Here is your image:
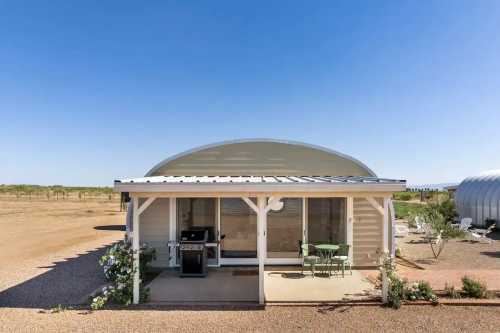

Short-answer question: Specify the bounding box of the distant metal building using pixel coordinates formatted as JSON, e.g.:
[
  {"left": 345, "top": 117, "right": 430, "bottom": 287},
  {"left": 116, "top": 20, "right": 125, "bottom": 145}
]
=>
[{"left": 455, "top": 170, "right": 500, "bottom": 227}]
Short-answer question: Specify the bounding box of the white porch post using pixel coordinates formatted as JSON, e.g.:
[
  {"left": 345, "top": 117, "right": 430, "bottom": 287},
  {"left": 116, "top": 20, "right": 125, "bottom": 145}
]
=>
[
  {"left": 383, "top": 198, "right": 390, "bottom": 254},
  {"left": 389, "top": 199, "right": 396, "bottom": 258},
  {"left": 381, "top": 197, "right": 390, "bottom": 303},
  {"left": 168, "top": 197, "right": 177, "bottom": 267},
  {"left": 132, "top": 197, "right": 140, "bottom": 304},
  {"left": 241, "top": 196, "right": 267, "bottom": 305},
  {"left": 346, "top": 196, "right": 354, "bottom": 263},
  {"left": 132, "top": 196, "right": 156, "bottom": 305},
  {"left": 257, "top": 196, "right": 266, "bottom": 305}
]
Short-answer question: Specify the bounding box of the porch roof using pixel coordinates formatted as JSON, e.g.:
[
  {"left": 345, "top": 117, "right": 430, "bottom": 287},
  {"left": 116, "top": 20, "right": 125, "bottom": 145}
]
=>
[{"left": 114, "top": 175, "right": 406, "bottom": 193}]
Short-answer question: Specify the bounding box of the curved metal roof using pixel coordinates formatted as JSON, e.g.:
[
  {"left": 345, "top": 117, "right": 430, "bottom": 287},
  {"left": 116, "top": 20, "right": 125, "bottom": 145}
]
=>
[
  {"left": 145, "top": 139, "right": 377, "bottom": 177},
  {"left": 455, "top": 170, "right": 500, "bottom": 226}
]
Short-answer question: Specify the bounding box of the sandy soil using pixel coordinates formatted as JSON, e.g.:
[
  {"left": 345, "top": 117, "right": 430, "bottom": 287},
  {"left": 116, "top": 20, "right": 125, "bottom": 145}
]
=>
[
  {"left": 0, "top": 198, "right": 125, "bottom": 307},
  {"left": 395, "top": 225, "right": 500, "bottom": 289}
]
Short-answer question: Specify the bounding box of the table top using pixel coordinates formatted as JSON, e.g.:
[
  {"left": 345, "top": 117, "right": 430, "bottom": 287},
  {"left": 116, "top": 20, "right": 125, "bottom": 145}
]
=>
[{"left": 315, "top": 244, "right": 339, "bottom": 251}]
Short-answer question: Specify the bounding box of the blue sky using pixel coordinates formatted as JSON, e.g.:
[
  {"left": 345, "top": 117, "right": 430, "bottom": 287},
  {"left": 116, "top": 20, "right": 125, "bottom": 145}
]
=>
[{"left": 1, "top": 1, "right": 500, "bottom": 186}]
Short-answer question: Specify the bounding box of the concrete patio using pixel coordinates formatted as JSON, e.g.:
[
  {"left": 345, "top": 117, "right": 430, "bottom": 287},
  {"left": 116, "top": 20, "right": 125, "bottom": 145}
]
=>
[
  {"left": 264, "top": 269, "right": 378, "bottom": 302},
  {"left": 147, "top": 267, "right": 378, "bottom": 303}
]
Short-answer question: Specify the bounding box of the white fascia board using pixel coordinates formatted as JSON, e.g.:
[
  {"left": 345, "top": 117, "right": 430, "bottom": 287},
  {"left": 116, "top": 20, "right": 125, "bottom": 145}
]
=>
[{"left": 114, "top": 182, "right": 406, "bottom": 193}]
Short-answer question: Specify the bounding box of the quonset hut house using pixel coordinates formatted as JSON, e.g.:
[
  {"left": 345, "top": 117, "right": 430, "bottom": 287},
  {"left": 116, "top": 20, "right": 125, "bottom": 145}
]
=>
[
  {"left": 455, "top": 170, "right": 500, "bottom": 227},
  {"left": 114, "top": 139, "right": 406, "bottom": 304}
]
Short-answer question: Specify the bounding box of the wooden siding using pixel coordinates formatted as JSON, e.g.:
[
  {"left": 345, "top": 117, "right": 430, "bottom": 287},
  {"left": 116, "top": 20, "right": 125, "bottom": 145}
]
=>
[
  {"left": 353, "top": 197, "right": 383, "bottom": 266},
  {"left": 139, "top": 198, "right": 170, "bottom": 267}
]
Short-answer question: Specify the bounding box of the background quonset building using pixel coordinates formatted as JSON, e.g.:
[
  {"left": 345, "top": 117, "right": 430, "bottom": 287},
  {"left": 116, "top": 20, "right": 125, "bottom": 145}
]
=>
[{"left": 455, "top": 170, "right": 500, "bottom": 227}]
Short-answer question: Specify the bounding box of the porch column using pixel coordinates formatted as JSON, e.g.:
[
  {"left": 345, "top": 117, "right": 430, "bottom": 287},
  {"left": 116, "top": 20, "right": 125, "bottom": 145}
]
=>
[
  {"left": 132, "top": 196, "right": 156, "bottom": 304},
  {"left": 389, "top": 199, "right": 396, "bottom": 257},
  {"left": 383, "top": 198, "right": 390, "bottom": 254},
  {"left": 242, "top": 196, "right": 267, "bottom": 305},
  {"left": 132, "top": 197, "right": 140, "bottom": 304},
  {"left": 346, "top": 196, "right": 354, "bottom": 263},
  {"left": 381, "top": 197, "right": 390, "bottom": 303},
  {"left": 168, "top": 197, "right": 177, "bottom": 267},
  {"left": 257, "top": 196, "right": 267, "bottom": 305}
]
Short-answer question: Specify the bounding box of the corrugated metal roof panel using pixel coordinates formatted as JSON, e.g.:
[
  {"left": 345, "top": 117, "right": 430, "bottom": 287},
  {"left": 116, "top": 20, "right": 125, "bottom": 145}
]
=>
[{"left": 116, "top": 175, "right": 405, "bottom": 185}]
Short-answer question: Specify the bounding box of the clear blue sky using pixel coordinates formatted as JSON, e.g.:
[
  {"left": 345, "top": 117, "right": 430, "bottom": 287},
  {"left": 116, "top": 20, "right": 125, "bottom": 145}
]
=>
[{"left": 1, "top": 1, "right": 500, "bottom": 186}]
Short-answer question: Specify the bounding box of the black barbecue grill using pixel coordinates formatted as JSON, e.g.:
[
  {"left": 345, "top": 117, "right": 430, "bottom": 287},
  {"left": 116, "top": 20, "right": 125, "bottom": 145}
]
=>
[{"left": 179, "top": 229, "right": 208, "bottom": 277}]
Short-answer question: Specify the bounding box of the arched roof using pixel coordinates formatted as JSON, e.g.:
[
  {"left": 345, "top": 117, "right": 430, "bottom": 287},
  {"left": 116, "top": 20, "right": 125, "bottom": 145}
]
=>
[
  {"left": 455, "top": 169, "right": 500, "bottom": 226},
  {"left": 145, "top": 139, "right": 376, "bottom": 177}
]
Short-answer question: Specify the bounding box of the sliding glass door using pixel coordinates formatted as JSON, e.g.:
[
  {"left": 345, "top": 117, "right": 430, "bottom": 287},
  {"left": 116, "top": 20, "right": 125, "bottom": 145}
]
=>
[
  {"left": 174, "top": 197, "right": 347, "bottom": 266},
  {"left": 220, "top": 198, "right": 257, "bottom": 259},
  {"left": 267, "top": 198, "right": 303, "bottom": 259},
  {"left": 307, "top": 198, "right": 346, "bottom": 245}
]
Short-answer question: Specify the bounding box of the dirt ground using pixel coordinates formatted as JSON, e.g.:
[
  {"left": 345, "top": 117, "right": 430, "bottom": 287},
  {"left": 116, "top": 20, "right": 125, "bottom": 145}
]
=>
[
  {"left": 1, "top": 305, "right": 500, "bottom": 332},
  {"left": 395, "top": 224, "right": 500, "bottom": 290},
  {"left": 1, "top": 198, "right": 499, "bottom": 332},
  {"left": 0, "top": 198, "right": 125, "bottom": 307}
]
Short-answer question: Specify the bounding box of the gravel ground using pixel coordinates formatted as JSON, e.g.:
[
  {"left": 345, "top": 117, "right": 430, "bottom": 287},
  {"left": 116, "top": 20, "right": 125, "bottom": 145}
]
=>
[
  {"left": 1, "top": 305, "right": 499, "bottom": 332},
  {"left": 1, "top": 199, "right": 499, "bottom": 332},
  {"left": 393, "top": 224, "right": 500, "bottom": 290},
  {"left": 0, "top": 198, "right": 125, "bottom": 308},
  {"left": 397, "top": 229, "right": 500, "bottom": 270}
]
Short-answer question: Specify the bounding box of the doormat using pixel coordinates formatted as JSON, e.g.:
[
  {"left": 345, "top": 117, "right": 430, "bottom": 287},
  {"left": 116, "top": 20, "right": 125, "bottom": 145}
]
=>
[{"left": 232, "top": 269, "right": 259, "bottom": 276}]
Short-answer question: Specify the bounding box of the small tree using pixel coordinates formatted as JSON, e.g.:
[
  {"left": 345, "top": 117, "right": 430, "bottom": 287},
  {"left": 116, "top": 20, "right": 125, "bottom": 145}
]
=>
[{"left": 420, "top": 202, "right": 464, "bottom": 259}]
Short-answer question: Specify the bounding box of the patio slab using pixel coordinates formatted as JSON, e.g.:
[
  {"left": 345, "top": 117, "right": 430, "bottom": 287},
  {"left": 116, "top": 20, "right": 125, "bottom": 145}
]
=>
[
  {"left": 264, "top": 269, "right": 378, "bottom": 302},
  {"left": 147, "top": 268, "right": 259, "bottom": 303},
  {"left": 148, "top": 267, "right": 379, "bottom": 303}
]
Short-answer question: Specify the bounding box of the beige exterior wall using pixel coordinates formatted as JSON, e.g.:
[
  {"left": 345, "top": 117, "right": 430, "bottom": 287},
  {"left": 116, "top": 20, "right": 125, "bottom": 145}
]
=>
[
  {"left": 353, "top": 197, "right": 383, "bottom": 267},
  {"left": 135, "top": 194, "right": 392, "bottom": 268},
  {"left": 139, "top": 198, "right": 170, "bottom": 267}
]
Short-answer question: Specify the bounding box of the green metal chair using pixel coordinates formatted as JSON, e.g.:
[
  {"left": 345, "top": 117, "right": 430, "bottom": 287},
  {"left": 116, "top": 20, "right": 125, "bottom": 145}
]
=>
[
  {"left": 332, "top": 244, "right": 352, "bottom": 277},
  {"left": 300, "top": 243, "right": 320, "bottom": 277}
]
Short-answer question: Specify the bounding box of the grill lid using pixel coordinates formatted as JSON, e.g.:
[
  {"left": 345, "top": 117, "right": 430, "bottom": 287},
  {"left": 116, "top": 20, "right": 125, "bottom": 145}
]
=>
[{"left": 180, "top": 229, "right": 208, "bottom": 242}]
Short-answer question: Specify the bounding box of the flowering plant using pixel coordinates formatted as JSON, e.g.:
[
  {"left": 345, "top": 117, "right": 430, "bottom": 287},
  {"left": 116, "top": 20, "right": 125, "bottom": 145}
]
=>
[{"left": 91, "top": 238, "right": 155, "bottom": 309}]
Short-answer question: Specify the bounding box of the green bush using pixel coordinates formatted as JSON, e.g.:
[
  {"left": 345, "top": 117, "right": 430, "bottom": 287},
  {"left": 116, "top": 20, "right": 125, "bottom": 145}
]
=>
[
  {"left": 461, "top": 276, "right": 487, "bottom": 298},
  {"left": 380, "top": 254, "right": 437, "bottom": 308},
  {"left": 394, "top": 192, "right": 413, "bottom": 201},
  {"left": 388, "top": 276, "right": 406, "bottom": 309},
  {"left": 91, "top": 238, "right": 156, "bottom": 309},
  {"left": 420, "top": 204, "right": 464, "bottom": 239},
  {"left": 407, "top": 281, "right": 438, "bottom": 303}
]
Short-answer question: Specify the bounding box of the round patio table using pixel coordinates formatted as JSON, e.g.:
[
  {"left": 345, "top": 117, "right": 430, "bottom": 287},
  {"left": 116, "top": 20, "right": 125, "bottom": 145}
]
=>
[{"left": 314, "top": 244, "right": 339, "bottom": 276}]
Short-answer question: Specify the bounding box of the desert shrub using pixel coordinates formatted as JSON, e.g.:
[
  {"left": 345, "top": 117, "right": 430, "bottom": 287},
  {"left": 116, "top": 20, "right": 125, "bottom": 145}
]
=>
[
  {"left": 407, "top": 281, "right": 438, "bottom": 303},
  {"left": 444, "top": 283, "right": 461, "bottom": 299},
  {"left": 379, "top": 253, "right": 438, "bottom": 308},
  {"left": 461, "top": 276, "right": 487, "bottom": 298},
  {"left": 394, "top": 192, "right": 412, "bottom": 201},
  {"left": 380, "top": 253, "right": 438, "bottom": 308},
  {"left": 421, "top": 205, "right": 464, "bottom": 239},
  {"left": 90, "top": 296, "right": 107, "bottom": 310},
  {"left": 91, "top": 238, "right": 156, "bottom": 309},
  {"left": 388, "top": 276, "right": 407, "bottom": 309},
  {"left": 423, "top": 199, "right": 457, "bottom": 223}
]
